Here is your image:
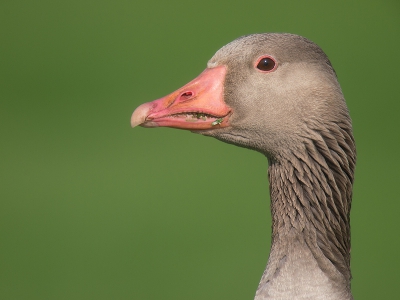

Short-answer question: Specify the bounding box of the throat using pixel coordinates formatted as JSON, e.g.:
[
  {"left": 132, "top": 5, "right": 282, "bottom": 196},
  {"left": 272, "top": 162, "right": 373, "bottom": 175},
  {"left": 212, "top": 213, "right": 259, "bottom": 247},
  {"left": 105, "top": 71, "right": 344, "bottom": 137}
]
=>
[{"left": 255, "top": 148, "right": 354, "bottom": 299}]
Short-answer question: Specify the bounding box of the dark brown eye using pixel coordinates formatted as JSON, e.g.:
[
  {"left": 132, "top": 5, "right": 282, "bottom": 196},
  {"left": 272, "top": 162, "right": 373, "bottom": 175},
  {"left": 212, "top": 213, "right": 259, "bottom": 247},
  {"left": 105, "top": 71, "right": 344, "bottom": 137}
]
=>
[{"left": 256, "top": 56, "right": 276, "bottom": 72}]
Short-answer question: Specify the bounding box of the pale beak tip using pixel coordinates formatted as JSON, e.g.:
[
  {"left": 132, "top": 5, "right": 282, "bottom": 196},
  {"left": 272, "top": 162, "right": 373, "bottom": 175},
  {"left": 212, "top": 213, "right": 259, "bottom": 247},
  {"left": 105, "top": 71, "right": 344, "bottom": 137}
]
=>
[
  {"left": 130, "top": 115, "right": 143, "bottom": 128},
  {"left": 130, "top": 102, "right": 153, "bottom": 128}
]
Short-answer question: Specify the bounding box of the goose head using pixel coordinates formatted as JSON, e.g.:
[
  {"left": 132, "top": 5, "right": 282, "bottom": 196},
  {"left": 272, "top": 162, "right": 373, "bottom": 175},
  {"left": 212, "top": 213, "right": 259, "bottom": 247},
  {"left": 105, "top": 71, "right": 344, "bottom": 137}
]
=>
[{"left": 131, "top": 33, "right": 350, "bottom": 161}]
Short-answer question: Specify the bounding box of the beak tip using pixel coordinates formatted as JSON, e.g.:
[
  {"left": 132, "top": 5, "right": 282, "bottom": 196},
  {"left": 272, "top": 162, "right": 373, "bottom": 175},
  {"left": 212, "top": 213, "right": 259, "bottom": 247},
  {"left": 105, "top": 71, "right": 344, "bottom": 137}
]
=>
[
  {"left": 131, "top": 102, "right": 153, "bottom": 128},
  {"left": 130, "top": 115, "right": 144, "bottom": 128},
  {"left": 130, "top": 118, "right": 142, "bottom": 128}
]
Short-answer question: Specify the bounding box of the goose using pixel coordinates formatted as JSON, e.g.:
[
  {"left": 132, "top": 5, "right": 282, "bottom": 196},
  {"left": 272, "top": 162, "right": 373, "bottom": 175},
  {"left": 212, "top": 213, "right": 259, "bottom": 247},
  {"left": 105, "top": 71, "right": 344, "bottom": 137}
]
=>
[{"left": 131, "top": 33, "right": 356, "bottom": 300}]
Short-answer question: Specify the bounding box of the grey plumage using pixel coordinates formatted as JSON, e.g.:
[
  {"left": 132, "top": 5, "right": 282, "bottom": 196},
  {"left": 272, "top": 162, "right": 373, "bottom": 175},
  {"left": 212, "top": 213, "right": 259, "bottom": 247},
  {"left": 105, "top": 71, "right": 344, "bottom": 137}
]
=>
[
  {"left": 133, "top": 33, "right": 356, "bottom": 299},
  {"left": 202, "top": 33, "right": 355, "bottom": 299}
]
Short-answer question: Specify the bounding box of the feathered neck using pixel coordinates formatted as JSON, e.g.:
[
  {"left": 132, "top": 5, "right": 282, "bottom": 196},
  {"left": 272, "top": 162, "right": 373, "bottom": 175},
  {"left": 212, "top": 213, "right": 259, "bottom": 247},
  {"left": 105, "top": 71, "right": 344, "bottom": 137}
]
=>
[{"left": 255, "top": 120, "right": 356, "bottom": 300}]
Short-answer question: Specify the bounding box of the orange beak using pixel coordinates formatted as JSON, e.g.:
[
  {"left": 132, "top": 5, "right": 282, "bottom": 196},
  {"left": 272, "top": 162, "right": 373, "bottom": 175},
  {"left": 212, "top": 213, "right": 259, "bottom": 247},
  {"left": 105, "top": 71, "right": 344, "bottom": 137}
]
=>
[{"left": 131, "top": 65, "right": 231, "bottom": 130}]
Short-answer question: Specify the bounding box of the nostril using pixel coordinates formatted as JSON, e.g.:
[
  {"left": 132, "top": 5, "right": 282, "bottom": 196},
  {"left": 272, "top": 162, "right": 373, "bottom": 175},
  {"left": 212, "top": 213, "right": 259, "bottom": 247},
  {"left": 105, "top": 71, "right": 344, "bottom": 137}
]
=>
[{"left": 179, "top": 91, "right": 194, "bottom": 101}]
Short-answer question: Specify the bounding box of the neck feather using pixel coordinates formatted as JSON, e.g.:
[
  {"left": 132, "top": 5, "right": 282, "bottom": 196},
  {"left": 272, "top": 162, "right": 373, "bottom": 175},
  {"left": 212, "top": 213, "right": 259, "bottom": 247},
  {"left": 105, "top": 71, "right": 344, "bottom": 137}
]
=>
[{"left": 255, "top": 120, "right": 356, "bottom": 300}]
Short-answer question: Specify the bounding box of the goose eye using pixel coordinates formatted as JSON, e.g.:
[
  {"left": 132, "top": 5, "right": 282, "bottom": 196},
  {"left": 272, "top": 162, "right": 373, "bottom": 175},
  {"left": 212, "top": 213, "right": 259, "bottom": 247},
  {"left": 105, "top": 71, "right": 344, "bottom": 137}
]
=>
[{"left": 256, "top": 56, "right": 276, "bottom": 72}]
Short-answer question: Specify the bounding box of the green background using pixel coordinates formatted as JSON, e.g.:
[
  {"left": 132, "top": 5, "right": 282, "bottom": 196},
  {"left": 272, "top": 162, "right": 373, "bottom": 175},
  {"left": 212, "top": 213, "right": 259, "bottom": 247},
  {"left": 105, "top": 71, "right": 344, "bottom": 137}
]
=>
[{"left": 1, "top": 1, "right": 399, "bottom": 299}]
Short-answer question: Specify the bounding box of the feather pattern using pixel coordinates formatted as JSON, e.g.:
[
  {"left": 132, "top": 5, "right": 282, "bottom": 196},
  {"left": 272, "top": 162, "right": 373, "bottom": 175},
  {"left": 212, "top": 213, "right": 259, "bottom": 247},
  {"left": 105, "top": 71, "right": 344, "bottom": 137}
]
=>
[{"left": 132, "top": 33, "right": 357, "bottom": 300}]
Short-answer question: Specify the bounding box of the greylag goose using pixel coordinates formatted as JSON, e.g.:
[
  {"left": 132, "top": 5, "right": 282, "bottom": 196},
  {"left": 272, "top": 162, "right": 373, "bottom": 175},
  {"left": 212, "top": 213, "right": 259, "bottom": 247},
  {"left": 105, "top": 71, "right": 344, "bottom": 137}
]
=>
[{"left": 131, "top": 33, "right": 356, "bottom": 300}]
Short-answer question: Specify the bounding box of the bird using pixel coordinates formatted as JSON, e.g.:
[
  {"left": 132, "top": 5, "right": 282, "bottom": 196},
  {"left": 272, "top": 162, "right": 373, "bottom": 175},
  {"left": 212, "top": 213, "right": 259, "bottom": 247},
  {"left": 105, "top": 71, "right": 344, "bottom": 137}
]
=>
[{"left": 131, "top": 33, "right": 356, "bottom": 300}]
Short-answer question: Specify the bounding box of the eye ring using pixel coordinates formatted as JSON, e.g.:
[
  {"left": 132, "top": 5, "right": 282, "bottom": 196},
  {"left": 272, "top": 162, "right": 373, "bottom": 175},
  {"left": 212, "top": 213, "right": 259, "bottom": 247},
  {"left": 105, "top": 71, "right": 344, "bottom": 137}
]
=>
[{"left": 255, "top": 55, "right": 277, "bottom": 72}]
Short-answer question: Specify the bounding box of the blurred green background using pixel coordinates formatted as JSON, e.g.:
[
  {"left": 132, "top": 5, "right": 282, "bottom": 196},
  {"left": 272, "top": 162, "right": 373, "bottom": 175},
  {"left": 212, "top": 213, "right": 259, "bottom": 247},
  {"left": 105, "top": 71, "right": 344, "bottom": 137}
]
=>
[{"left": 1, "top": 1, "right": 399, "bottom": 299}]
